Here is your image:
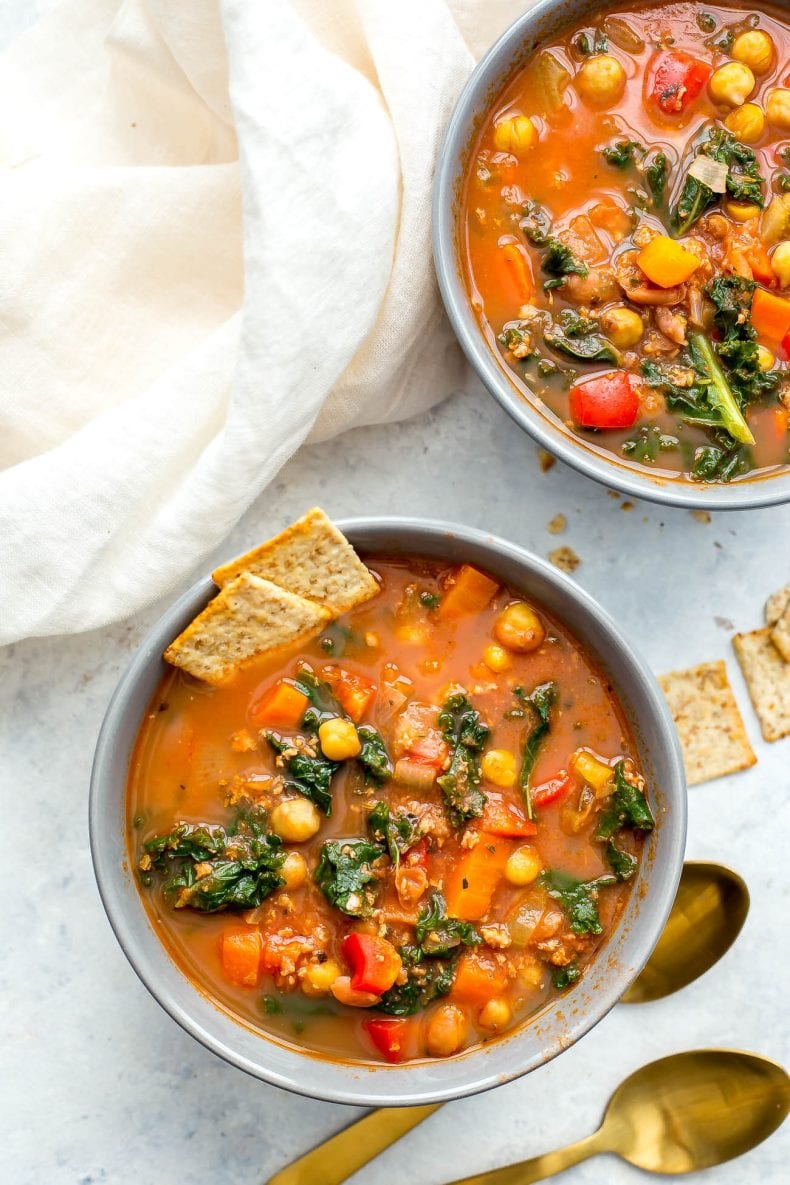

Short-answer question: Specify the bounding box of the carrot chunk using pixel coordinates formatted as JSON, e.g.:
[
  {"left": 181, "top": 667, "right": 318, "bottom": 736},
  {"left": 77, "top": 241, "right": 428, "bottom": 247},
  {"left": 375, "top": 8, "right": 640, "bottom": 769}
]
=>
[
  {"left": 251, "top": 680, "right": 309, "bottom": 728},
  {"left": 451, "top": 950, "right": 509, "bottom": 1005},
  {"left": 444, "top": 833, "right": 512, "bottom": 921},
  {"left": 439, "top": 565, "right": 499, "bottom": 619},
  {"left": 752, "top": 288, "right": 790, "bottom": 344},
  {"left": 220, "top": 928, "right": 262, "bottom": 987},
  {"left": 500, "top": 242, "right": 533, "bottom": 304},
  {"left": 322, "top": 666, "right": 377, "bottom": 722}
]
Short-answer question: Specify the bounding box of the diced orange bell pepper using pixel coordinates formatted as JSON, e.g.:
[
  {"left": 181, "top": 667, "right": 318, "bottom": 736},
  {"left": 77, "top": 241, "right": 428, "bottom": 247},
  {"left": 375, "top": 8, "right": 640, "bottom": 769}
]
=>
[
  {"left": 220, "top": 928, "right": 262, "bottom": 987},
  {"left": 439, "top": 565, "right": 499, "bottom": 619},
  {"left": 637, "top": 235, "right": 700, "bottom": 288},
  {"left": 481, "top": 793, "right": 537, "bottom": 838},
  {"left": 444, "top": 833, "right": 512, "bottom": 921},
  {"left": 250, "top": 680, "right": 309, "bottom": 728},
  {"left": 451, "top": 951, "right": 510, "bottom": 1005},
  {"left": 752, "top": 287, "right": 790, "bottom": 344}
]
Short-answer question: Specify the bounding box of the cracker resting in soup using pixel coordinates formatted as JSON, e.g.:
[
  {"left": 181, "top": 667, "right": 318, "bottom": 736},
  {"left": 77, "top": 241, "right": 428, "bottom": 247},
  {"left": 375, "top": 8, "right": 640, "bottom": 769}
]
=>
[
  {"left": 462, "top": 1, "right": 790, "bottom": 483},
  {"left": 130, "top": 556, "right": 653, "bottom": 1064}
]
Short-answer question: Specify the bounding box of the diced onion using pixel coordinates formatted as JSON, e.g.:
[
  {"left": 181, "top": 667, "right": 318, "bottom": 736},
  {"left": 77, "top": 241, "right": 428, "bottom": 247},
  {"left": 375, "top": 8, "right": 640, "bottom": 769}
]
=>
[
  {"left": 688, "top": 156, "right": 729, "bottom": 193},
  {"left": 602, "top": 16, "right": 645, "bottom": 54},
  {"left": 393, "top": 757, "right": 436, "bottom": 792}
]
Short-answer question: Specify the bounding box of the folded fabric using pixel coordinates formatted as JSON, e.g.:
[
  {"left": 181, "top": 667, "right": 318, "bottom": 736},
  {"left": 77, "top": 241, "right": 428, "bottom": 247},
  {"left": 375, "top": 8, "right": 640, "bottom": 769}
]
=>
[{"left": 0, "top": 0, "right": 530, "bottom": 645}]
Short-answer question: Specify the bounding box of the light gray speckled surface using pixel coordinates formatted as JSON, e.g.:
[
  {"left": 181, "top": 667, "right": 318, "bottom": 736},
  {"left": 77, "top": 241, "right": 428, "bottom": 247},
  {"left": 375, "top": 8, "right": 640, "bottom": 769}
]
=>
[{"left": 2, "top": 4, "right": 790, "bottom": 1183}]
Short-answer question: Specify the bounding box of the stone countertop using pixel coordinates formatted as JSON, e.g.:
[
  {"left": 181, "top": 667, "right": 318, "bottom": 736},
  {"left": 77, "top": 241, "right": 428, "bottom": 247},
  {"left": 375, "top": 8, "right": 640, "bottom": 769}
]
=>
[{"left": 3, "top": 374, "right": 790, "bottom": 1185}]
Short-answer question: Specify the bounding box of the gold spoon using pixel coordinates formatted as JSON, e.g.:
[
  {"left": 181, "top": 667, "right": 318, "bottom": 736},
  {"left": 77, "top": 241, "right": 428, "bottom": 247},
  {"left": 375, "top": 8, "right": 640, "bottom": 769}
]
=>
[
  {"left": 446, "top": 1049, "right": 789, "bottom": 1184},
  {"left": 266, "top": 860, "right": 750, "bottom": 1185}
]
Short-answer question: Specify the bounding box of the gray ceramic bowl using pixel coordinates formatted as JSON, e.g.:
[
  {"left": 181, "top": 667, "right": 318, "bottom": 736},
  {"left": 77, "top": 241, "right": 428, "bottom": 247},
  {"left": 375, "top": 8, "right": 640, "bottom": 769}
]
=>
[
  {"left": 433, "top": 0, "right": 790, "bottom": 510},
  {"left": 90, "top": 517, "right": 686, "bottom": 1106}
]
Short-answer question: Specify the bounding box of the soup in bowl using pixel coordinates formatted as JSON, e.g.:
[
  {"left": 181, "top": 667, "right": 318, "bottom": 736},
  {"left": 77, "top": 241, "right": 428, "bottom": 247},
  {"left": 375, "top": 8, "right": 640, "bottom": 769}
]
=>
[
  {"left": 435, "top": 0, "right": 790, "bottom": 507},
  {"left": 90, "top": 518, "right": 685, "bottom": 1104}
]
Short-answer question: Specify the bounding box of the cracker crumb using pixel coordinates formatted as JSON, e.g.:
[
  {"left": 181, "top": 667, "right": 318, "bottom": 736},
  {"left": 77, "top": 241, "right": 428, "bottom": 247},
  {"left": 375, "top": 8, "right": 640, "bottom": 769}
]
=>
[
  {"left": 607, "top": 490, "right": 621, "bottom": 499},
  {"left": 691, "top": 510, "right": 711, "bottom": 524},
  {"left": 549, "top": 546, "right": 581, "bottom": 573},
  {"left": 547, "top": 514, "right": 566, "bottom": 535},
  {"left": 621, "top": 501, "right": 635, "bottom": 512},
  {"left": 538, "top": 449, "right": 556, "bottom": 473}
]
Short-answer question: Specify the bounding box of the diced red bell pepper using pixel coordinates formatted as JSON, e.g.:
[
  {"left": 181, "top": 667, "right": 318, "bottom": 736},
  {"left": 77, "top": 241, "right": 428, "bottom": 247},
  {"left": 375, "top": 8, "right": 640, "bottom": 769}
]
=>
[
  {"left": 531, "top": 772, "right": 574, "bottom": 808},
  {"left": 363, "top": 1017, "right": 410, "bottom": 1064},
  {"left": 781, "top": 328, "right": 790, "bottom": 361},
  {"left": 569, "top": 372, "right": 639, "bottom": 430},
  {"left": 482, "top": 792, "right": 537, "bottom": 838},
  {"left": 322, "top": 667, "right": 377, "bottom": 722},
  {"left": 342, "top": 933, "right": 402, "bottom": 995},
  {"left": 648, "top": 51, "right": 711, "bottom": 115}
]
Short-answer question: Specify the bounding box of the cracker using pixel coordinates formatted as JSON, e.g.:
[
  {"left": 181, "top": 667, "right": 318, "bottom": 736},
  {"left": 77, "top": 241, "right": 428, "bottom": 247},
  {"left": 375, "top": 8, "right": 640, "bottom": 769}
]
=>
[
  {"left": 765, "top": 584, "right": 790, "bottom": 626},
  {"left": 164, "top": 573, "right": 331, "bottom": 684},
  {"left": 733, "top": 628, "right": 790, "bottom": 743},
  {"left": 658, "top": 660, "right": 756, "bottom": 785},
  {"left": 212, "top": 508, "right": 379, "bottom": 617},
  {"left": 770, "top": 602, "right": 790, "bottom": 664}
]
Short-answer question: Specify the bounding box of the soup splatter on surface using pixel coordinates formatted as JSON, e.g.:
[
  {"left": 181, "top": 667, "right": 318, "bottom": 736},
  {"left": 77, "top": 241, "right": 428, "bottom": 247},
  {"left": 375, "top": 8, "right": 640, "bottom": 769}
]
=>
[
  {"left": 129, "top": 556, "right": 653, "bottom": 1064},
  {"left": 462, "top": 2, "right": 790, "bottom": 483}
]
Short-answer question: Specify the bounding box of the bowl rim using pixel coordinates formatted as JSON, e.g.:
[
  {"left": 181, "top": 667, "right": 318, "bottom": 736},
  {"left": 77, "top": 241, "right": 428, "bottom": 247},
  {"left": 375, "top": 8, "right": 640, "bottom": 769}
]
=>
[
  {"left": 89, "top": 515, "right": 687, "bottom": 1106},
  {"left": 432, "top": 0, "right": 790, "bottom": 511}
]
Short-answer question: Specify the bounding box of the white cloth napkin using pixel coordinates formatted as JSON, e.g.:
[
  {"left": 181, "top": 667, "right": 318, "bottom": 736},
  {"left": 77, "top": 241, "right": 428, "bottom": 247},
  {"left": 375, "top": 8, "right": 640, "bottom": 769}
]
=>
[{"left": 0, "top": 0, "right": 529, "bottom": 645}]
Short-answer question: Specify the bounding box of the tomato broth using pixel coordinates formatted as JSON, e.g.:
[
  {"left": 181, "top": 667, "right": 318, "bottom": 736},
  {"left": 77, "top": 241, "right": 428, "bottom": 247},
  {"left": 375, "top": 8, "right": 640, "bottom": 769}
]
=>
[{"left": 128, "top": 556, "right": 652, "bottom": 1064}]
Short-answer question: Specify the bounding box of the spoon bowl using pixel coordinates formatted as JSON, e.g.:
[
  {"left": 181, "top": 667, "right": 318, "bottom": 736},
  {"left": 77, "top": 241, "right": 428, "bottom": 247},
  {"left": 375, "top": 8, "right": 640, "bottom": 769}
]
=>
[
  {"left": 602, "top": 1049, "right": 790, "bottom": 1175},
  {"left": 621, "top": 861, "right": 750, "bottom": 1004}
]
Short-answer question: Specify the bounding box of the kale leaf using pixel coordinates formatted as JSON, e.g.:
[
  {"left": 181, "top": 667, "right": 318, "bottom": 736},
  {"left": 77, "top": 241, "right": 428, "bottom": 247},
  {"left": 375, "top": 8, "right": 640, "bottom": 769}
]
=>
[
  {"left": 520, "top": 200, "right": 552, "bottom": 246},
  {"left": 437, "top": 692, "right": 490, "bottom": 826},
  {"left": 707, "top": 276, "right": 779, "bottom": 406},
  {"left": 544, "top": 309, "right": 619, "bottom": 364},
  {"left": 602, "top": 139, "right": 644, "bottom": 169},
  {"left": 542, "top": 239, "right": 589, "bottom": 290},
  {"left": 641, "top": 359, "right": 724, "bottom": 431},
  {"left": 415, "top": 892, "right": 481, "bottom": 957},
  {"left": 552, "top": 963, "right": 582, "bottom": 990},
  {"left": 595, "top": 762, "right": 655, "bottom": 840},
  {"left": 265, "top": 731, "right": 338, "bottom": 814},
  {"left": 314, "top": 838, "right": 382, "bottom": 916},
  {"left": 292, "top": 667, "right": 344, "bottom": 729},
  {"left": 142, "top": 807, "right": 285, "bottom": 912},
  {"left": 376, "top": 946, "right": 455, "bottom": 1016},
  {"left": 367, "top": 801, "right": 421, "bottom": 865},
  {"left": 621, "top": 424, "right": 679, "bottom": 463},
  {"left": 605, "top": 840, "right": 639, "bottom": 882},
  {"left": 692, "top": 440, "right": 752, "bottom": 482},
  {"left": 672, "top": 128, "right": 764, "bottom": 235},
  {"left": 516, "top": 682, "right": 558, "bottom": 818},
  {"left": 687, "top": 331, "right": 755, "bottom": 445},
  {"left": 357, "top": 725, "right": 393, "bottom": 783},
  {"left": 645, "top": 150, "right": 669, "bottom": 205},
  {"left": 540, "top": 869, "right": 616, "bottom": 935}
]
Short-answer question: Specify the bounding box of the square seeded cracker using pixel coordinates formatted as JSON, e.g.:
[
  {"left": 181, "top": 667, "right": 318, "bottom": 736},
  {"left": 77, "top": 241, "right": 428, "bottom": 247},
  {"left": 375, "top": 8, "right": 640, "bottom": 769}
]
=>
[
  {"left": 733, "top": 628, "right": 790, "bottom": 743},
  {"left": 164, "top": 573, "right": 331, "bottom": 685},
  {"left": 212, "top": 507, "right": 379, "bottom": 617},
  {"left": 658, "top": 660, "right": 756, "bottom": 786},
  {"left": 765, "top": 584, "right": 790, "bottom": 626},
  {"left": 769, "top": 603, "right": 790, "bottom": 664}
]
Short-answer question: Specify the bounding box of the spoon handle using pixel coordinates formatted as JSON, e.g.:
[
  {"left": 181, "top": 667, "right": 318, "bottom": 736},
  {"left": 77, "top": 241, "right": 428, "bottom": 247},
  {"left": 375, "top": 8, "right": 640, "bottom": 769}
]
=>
[{"left": 444, "top": 1129, "right": 606, "bottom": 1185}]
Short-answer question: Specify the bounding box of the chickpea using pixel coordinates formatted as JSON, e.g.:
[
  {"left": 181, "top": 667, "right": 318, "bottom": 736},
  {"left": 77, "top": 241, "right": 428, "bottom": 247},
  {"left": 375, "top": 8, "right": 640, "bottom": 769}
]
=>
[
  {"left": 708, "top": 62, "right": 755, "bottom": 107},
  {"left": 723, "top": 102, "right": 765, "bottom": 144},
  {"left": 302, "top": 957, "right": 342, "bottom": 997},
  {"left": 493, "top": 114, "right": 538, "bottom": 155},
  {"left": 494, "top": 602, "right": 545, "bottom": 653},
  {"left": 318, "top": 717, "right": 361, "bottom": 761},
  {"left": 478, "top": 997, "right": 513, "bottom": 1032},
  {"left": 505, "top": 845, "right": 543, "bottom": 886},
  {"left": 724, "top": 199, "right": 761, "bottom": 222},
  {"left": 280, "top": 850, "right": 308, "bottom": 890},
  {"left": 481, "top": 748, "right": 518, "bottom": 788},
  {"left": 766, "top": 89, "right": 790, "bottom": 132},
  {"left": 482, "top": 643, "right": 512, "bottom": 673},
  {"left": 600, "top": 305, "right": 643, "bottom": 348},
  {"left": 270, "top": 797, "right": 321, "bottom": 843},
  {"left": 425, "top": 1003, "right": 468, "bottom": 1057},
  {"left": 576, "top": 55, "right": 627, "bottom": 108},
  {"left": 757, "top": 345, "right": 775, "bottom": 371},
  {"left": 731, "top": 29, "right": 774, "bottom": 75},
  {"left": 329, "top": 975, "right": 380, "bottom": 1008},
  {"left": 771, "top": 242, "right": 790, "bottom": 289}
]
